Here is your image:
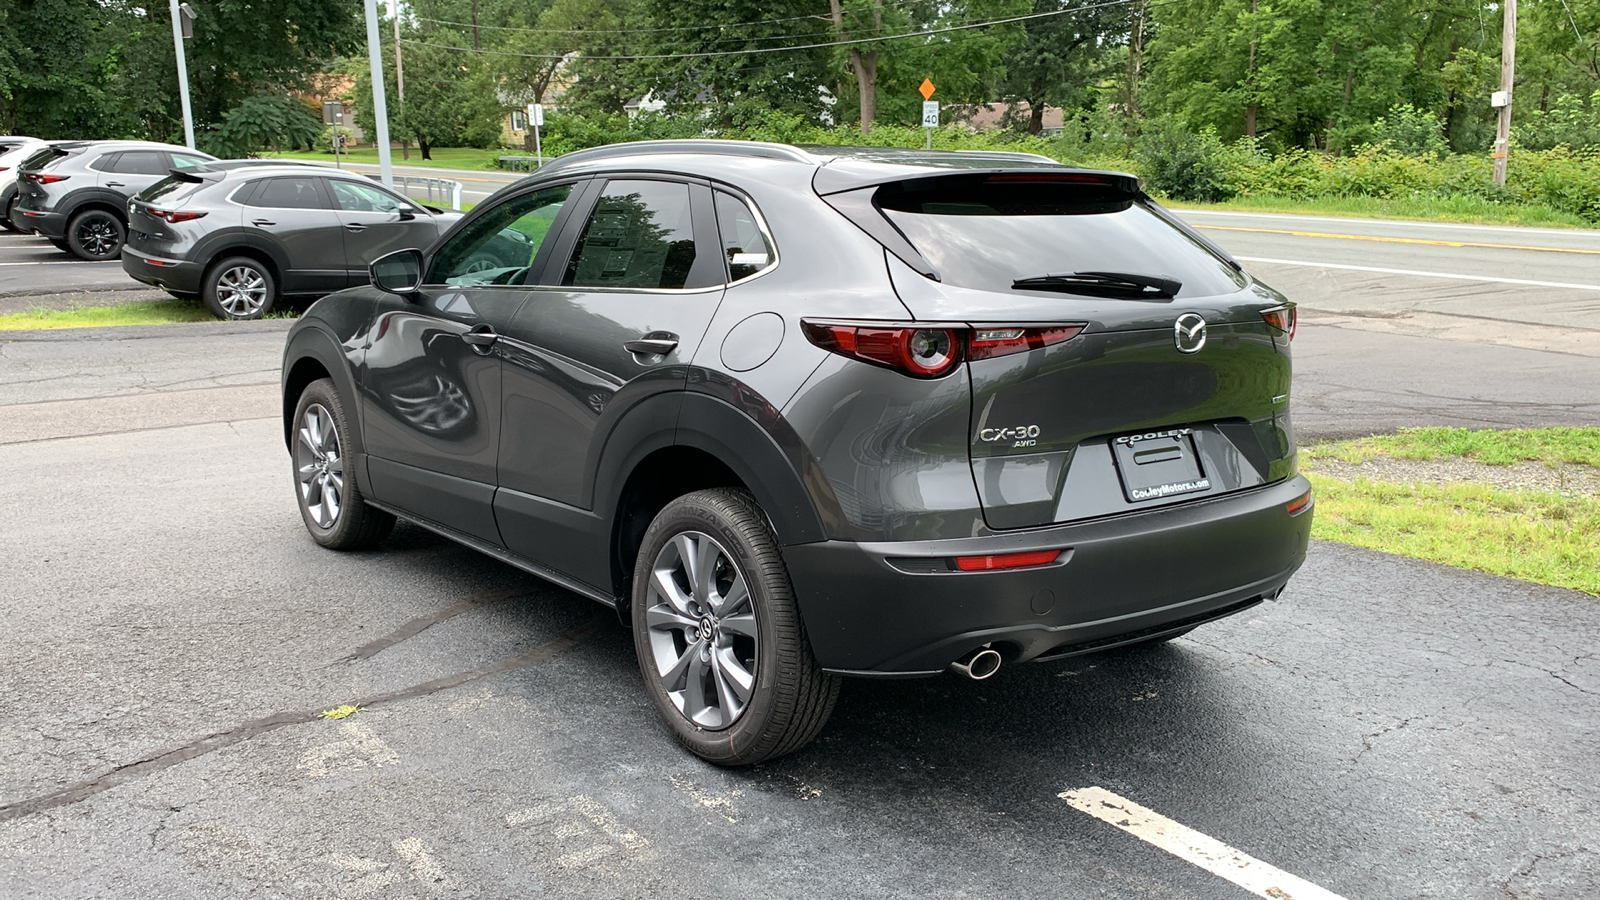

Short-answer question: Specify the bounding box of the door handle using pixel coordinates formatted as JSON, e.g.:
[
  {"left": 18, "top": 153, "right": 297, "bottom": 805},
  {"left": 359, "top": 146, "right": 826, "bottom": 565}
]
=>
[
  {"left": 345, "top": 223, "right": 368, "bottom": 233},
  {"left": 624, "top": 332, "right": 680, "bottom": 357},
  {"left": 106, "top": 182, "right": 125, "bottom": 187},
  {"left": 251, "top": 218, "right": 276, "bottom": 226},
  {"left": 461, "top": 325, "right": 499, "bottom": 352}
]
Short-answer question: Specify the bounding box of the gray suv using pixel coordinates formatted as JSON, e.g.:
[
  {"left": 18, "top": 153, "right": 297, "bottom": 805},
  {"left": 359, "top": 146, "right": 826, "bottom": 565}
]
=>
[
  {"left": 280, "top": 140, "right": 1313, "bottom": 765},
  {"left": 123, "top": 164, "right": 460, "bottom": 319},
  {"left": 13, "top": 140, "right": 217, "bottom": 259}
]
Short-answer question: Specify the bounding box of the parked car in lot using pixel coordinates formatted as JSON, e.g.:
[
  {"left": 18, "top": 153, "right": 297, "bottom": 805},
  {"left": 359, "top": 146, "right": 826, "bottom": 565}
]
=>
[
  {"left": 12, "top": 140, "right": 217, "bottom": 259},
  {"left": 0, "top": 136, "right": 44, "bottom": 231},
  {"left": 122, "top": 164, "right": 464, "bottom": 319},
  {"left": 280, "top": 140, "right": 1313, "bottom": 765}
]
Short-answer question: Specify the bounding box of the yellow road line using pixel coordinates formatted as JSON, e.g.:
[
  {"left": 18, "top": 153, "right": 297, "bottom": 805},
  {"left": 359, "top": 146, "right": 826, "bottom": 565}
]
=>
[{"left": 1196, "top": 224, "right": 1600, "bottom": 255}]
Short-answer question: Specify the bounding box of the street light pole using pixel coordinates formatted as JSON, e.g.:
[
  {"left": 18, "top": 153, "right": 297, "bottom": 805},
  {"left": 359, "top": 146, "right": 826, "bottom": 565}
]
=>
[
  {"left": 169, "top": 0, "right": 196, "bottom": 150},
  {"left": 364, "top": 0, "right": 395, "bottom": 187},
  {"left": 394, "top": 1, "right": 408, "bottom": 161}
]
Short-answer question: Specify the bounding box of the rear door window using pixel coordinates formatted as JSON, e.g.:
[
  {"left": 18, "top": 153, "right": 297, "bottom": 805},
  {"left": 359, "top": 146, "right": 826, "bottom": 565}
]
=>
[
  {"left": 109, "top": 151, "right": 172, "bottom": 176},
  {"left": 714, "top": 191, "right": 774, "bottom": 282},
  {"left": 876, "top": 175, "right": 1246, "bottom": 298},
  {"left": 329, "top": 179, "right": 410, "bottom": 213},
  {"left": 88, "top": 153, "right": 122, "bottom": 172},
  {"left": 562, "top": 179, "right": 701, "bottom": 290},
  {"left": 250, "top": 176, "right": 332, "bottom": 209}
]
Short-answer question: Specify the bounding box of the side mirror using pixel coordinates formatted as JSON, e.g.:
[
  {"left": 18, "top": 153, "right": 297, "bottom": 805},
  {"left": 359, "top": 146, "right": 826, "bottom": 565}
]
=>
[
  {"left": 370, "top": 248, "right": 423, "bottom": 295},
  {"left": 397, "top": 206, "right": 416, "bottom": 221}
]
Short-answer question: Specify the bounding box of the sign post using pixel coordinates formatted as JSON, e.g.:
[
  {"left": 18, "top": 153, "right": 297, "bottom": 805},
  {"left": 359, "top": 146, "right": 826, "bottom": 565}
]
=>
[
  {"left": 919, "top": 79, "right": 937, "bottom": 150},
  {"left": 527, "top": 103, "right": 545, "bottom": 165}
]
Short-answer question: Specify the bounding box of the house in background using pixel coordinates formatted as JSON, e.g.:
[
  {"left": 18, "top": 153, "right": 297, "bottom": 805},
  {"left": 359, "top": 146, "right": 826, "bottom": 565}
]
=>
[
  {"left": 304, "top": 72, "right": 365, "bottom": 144},
  {"left": 954, "top": 102, "right": 1065, "bottom": 135}
]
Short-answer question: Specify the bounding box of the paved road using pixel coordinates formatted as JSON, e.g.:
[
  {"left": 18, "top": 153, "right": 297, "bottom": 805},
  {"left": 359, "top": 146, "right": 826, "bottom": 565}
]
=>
[
  {"left": 1, "top": 324, "right": 1596, "bottom": 898},
  {"left": 0, "top": 232, "right": 142, "bottom": 297}
]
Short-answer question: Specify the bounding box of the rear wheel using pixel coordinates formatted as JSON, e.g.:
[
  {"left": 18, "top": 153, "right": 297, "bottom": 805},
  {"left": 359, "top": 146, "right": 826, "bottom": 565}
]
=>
[
  {"left": 66, "top": 209, "right": 125, "bottom": 260},
  {"left": 0, "top": 199, "right": 16, "bottom": 232},
  {"left": 632, "top": 488, "right": 840, "bottom": 765},
  {"left": 48, "top": 238, "right": 72, "bottom": 252},
  {"left": 291, "top": 378, "right": 394, "bottom": 550},
  {"left": 203, "top": 256, "right": 277, "bottom": 320}
]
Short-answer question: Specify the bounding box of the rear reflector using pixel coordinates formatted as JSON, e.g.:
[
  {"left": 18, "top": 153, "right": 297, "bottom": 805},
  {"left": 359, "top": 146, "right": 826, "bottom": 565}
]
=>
[
  {"left": 1285, "top": 492, "right": 1313, "bottom": 516},
  {"left": 1261, "top": 305, "right": 1297, "bottom": 339},
  {"left": 953, "top": 549, "right": 1061, "bottom": 571}
]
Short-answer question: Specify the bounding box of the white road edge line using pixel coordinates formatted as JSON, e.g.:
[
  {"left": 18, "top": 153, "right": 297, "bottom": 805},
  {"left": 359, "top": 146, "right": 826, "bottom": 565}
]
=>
[
  {"left": 1235, "top": 255, "right": 1600, "bottom": 292},
  {"left": 1060, "top": 787, "right": 1350, "bottom": 900}
]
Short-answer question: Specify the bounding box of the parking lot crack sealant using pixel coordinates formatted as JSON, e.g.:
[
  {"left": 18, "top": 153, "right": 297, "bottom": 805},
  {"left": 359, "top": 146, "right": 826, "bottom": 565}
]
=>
[{"left": 0, "top": 615, "right": 604, "bottom": 823}]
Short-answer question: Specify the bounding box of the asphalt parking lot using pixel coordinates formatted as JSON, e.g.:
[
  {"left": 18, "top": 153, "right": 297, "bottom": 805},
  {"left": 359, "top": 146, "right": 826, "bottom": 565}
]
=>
[{"left": 2, "top": 210, "right": 1598, "bottom": 897}]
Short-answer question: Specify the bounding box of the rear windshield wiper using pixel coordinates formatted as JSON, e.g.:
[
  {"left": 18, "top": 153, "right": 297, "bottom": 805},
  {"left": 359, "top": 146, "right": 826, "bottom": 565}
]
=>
[{"left": 1012, "top": 271, "right": 1182, "bottom": 299}]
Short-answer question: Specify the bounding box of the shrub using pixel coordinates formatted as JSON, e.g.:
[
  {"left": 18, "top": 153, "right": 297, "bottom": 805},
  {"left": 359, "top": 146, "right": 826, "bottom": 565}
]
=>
[
  {"left": 1368, "top": 103, "right": 1449, "bottom": 157},
  {"left": 1133, "top": 119, "right": 1230, "bottom": 202}
]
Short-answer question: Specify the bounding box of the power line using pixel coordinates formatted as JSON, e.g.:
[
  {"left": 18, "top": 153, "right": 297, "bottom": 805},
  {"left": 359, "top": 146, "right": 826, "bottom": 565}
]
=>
[
  {"left": 408, "top": 1, "right": 922, "bottom": 37},
  {"left": 400, "top": 0, "right": 1155, "bottom": 62}
]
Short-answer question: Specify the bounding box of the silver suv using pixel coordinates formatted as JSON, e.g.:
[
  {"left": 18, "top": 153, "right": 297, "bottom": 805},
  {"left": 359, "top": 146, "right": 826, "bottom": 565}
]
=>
[
  {"left": 123, "top": 164, "right": 462, "bottom": 319},
  {"left": 0, "top": 136, "right": 44, "bottom": 231},
  {"left": 13, "top": 140, "right": 216, "bottom": 260}
]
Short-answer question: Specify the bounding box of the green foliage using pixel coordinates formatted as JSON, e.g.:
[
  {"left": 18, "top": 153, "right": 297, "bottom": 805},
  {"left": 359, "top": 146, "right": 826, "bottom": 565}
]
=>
[
  {"left": 1516, "top": 91, "right": 1600, "bottom": 150},
  {"left": 351, "top": 26, "right": 504, "bottom": 158},
  {"left": 1368, "top": 104, "right": 1449, "bottom": 157},
  {"left": 208, "top": 95, "right": 324, "bottom": 157},
  {"left": 1311, "top": 427, "right": 1600, "bottom": 468},
  {"left": 1133, "top": 119, "right": 1230, "bottom": 201}
]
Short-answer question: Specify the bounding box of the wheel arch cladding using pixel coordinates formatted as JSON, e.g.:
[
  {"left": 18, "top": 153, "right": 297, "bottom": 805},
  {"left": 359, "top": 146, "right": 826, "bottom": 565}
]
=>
[
  {"left": 68, "top": 196, "right": 129, "bottom": 225},
  {"left": 281, "top": 325, "right": 363, "bottom": 456},
  {"left": 210, "top": 245, "right": 282, "bottom": 283}
]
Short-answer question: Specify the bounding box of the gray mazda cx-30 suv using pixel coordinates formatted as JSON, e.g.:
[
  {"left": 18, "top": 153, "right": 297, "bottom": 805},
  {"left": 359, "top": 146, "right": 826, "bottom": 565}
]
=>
[
  {"left": 280, "top": 140, "right": 1313, "bottom": 765},
  {"left": 123, "top": 163, "right": 463, "bottom": 319},
  {"left": 13, "top": 140, "right": 217, "bottom": 259}
]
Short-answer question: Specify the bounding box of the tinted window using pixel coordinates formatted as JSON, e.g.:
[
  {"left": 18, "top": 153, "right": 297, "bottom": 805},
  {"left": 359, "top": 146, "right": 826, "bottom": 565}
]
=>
[
  {"left": 141, "top": 176, "right": 192, "bottom": 203},
  {"left": 171, "top": 154, "right": 210, "bottom": 169},
  {"left": 714, "top": 191, "right": 774, "bottom": 281},
  {"left": 88, "top": 153, "right": 121, "bottom": 172},
  {"left": 250, "top": 177, "right": 330, "bottom": 210},
  {"left": 109, "top": 151, "right": 171, "bottom": 176},
  {"left": 877, "top": 178, "right": 1247, "bottom": 298},
  {"left": 427, "top": 183, "right": 573, "bottom": 286},
  {"left": 21, "top": 146, "right": 64, "bottom": 172},
  {"left": 329, "top": 179, "right": 408, "bottom": 213},
  {"left": 563, "top": 180, "right": 697, "bottom": 290}
]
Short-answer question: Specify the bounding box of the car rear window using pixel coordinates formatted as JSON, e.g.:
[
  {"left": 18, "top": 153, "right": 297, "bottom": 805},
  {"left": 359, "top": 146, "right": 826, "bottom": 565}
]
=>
[
  {"left": 876, "top": 176, "right": 1246, "bottom": 298},
  {"left": 21, "top": 146, "right": 65, "bottom": 172},
  {"left": 140, "top": 175, "right": 211, "bottom": 205}
]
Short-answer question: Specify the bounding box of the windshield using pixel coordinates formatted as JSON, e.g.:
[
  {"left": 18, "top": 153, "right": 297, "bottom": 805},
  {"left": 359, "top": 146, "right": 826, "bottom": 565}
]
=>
[{"left": 877, "top": 177, "right": 1247, "bottom": 298}]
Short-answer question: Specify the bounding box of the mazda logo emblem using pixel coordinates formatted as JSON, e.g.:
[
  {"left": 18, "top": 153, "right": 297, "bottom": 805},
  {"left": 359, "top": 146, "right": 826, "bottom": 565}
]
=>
[{"left": 1174, "top": 313, "right": 1207, "bottom": 353}]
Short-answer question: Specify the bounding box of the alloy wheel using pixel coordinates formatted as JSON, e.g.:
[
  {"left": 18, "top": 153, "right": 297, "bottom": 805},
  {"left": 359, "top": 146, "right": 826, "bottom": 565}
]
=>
[
  {"left": 294, "top": 403, "right": 344, "bottom": 529},
  {"left": 76, "top": 217, "right": 119, "bottom": 257},
  {"left": 645, "top": 531, "right": 759, "bottom": 730},
  {"left": 216, "top": 265, "right": 268, "bottom": 318}
]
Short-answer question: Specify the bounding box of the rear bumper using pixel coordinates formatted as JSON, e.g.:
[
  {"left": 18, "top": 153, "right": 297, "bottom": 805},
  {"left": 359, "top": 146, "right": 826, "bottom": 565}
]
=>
[
  {"left": 784, "top": 476, "right": 1314, "bottom": 676},
  {"left": 15, "top": 208, "right": 66, "bottom": 239},
  {"left": 121, "top": 248, "right": 203, "bottom": 294}
]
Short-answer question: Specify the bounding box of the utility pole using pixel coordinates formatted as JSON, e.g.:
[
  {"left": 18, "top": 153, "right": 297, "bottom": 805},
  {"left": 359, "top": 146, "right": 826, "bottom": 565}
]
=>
[
  {"left": 1492, "top": 0, "right": 1516, "bottom": 186},
  {"left": 364, "top": 0, "right": 395, "bottom": 187},
  {"left": 169, "top": 0, "right": 196, "bottom": 150},
  {"left": 393, "top": 1, "right": 408, "bottom": 161}
]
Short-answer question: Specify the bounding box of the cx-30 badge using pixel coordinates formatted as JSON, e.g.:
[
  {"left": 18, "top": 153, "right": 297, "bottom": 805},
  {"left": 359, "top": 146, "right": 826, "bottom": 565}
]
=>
[{"left": 1174, "top": 313, "right": 1207, "bottom": 354}]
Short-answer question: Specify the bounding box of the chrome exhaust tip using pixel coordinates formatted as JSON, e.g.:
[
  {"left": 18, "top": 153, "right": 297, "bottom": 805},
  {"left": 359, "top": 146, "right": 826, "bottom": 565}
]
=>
[{"left": 949, "top": 646, "right": 1003, "bottom": 681}]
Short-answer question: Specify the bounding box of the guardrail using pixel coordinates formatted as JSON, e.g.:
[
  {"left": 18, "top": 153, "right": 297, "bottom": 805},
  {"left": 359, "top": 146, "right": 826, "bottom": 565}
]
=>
[
  {"left": 498, "top": 155, "right": 544, "bottom": 172},
  {"left": 364, "top": 173, "right": 464, "bottom": 210}
]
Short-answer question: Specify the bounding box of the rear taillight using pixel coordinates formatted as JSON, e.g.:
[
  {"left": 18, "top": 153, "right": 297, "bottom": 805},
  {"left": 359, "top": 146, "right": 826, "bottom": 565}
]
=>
[
  {"left": 954, "top": 549, "right": 1061, "bottom": 571},
  {"left": 145, "top": 208, "right": 207, "bottom": 224},
  {"left": 25, "top": 173, "right": 68, "bottom": 184},
  {"left": 968, "top": 325, "right": 1086, "bottom": 360},
  {"left": 802, "top": 320, "right": 1087, "bottom": 378},
  {"left": 1261, "top": 305, "right": 1297, "bottom": 339}
]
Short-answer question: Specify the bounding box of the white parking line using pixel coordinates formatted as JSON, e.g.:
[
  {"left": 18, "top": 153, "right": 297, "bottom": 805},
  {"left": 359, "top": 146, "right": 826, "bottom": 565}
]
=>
[
  {"left": 1236, "top": 255, "right": 1600, "bottom": 292},
  {"left": 1060, "top": 787, "right": 1349, "bottom": 900}
]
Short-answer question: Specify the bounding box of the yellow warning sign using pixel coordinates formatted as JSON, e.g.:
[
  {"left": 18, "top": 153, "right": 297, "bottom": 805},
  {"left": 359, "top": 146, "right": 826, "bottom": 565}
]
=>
[{"left": 919, "top": 78, "right": 935, "bottom": 100}]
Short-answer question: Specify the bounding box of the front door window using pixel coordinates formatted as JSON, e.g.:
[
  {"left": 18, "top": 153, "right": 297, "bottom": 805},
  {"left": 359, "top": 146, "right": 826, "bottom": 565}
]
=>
[{"left": 428, "top": 184, "right": 574, "bottom": 287}]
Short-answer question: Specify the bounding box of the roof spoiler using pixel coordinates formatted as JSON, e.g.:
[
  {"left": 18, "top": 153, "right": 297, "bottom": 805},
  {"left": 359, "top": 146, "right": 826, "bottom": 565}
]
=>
[{"left": 167, "top": 167, "right": 223, "bottom": 183}]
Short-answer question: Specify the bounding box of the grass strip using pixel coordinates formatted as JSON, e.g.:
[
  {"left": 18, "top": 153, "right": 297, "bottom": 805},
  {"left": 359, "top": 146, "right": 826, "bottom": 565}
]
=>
[
  {"left": 1308, "top": 426, "right": 1600, "bottom": 467},
  {"left": 1180, "top": 193, "right": 1591, "bottom": 228},
  {"left": 1305, "top": 475, "right": 1599, "bottom": 595},
  {"left": 0, "top": 299, "right": 217, "bottom": 330}
]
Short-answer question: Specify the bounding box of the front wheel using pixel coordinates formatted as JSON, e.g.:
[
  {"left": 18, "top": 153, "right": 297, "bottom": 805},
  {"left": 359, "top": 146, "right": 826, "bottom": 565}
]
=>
[
  {"left": 291, "top": 378, "right": 395, "bottom": 550},
  {"left": 66, "top": 209, "right": 126, "bottom": 260},
  {"left": 203, "top": 256, "right": 277, "bottom": 320},
  {"left": 632, "top": 488, "right": 840, "bottom": 765}
]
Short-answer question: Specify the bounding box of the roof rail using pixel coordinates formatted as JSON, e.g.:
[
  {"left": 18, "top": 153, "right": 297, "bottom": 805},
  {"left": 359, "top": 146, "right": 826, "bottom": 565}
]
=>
[
  {"left": 802, "top": 145, "right": 1059, "bottom": 165},
  {"left": 536, "top": 139, "right": 817, "bottom": 173}
]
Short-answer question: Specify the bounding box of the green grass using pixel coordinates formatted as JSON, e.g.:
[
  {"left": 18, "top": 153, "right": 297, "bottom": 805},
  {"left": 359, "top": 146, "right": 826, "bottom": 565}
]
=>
[
  {"left": 1306, "top": 427, "right": 1600, "bottom": 467},
  {"left": 1302, "top": 427, "right": 1600, "bottom": 595},
  {"left": 266, "top": 147, "right": 506, "bottom": 170},
  {"left": 1306, "top": 476, "right": 1599, "bottom": 595},
  {"left": 1176, "top": 193, "right": 1592, "bottom": 228},
  {"left": 0, "top": 299, "right": 217, "bottom": 330}
]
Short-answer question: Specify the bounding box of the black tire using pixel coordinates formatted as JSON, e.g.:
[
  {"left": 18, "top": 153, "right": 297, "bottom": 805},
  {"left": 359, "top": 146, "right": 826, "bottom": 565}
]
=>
[
  {"left": 203, "top": 256, "right": 277, "bottom": 320},
  {"left": 66, "top": 209, "right": 126, "bottom": 260},
  {"left": 631, "top": 488, "right": 840, "bottom": 766},
  {"left": 0, "top": 200, "right": 16, "bottom": 232},
  {"left": 290, "top": 378, "right": 395, "bottom": 550}
]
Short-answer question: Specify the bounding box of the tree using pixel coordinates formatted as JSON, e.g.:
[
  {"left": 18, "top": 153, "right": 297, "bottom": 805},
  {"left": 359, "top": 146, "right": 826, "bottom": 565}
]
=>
[
  {"left": 994, "top": 0, "right": 1123, "bottom": 135},
  {"left": 353, "top": 25, "right": 503, "bottom": 158},
  {"left": 210, "top": 94, "right": 325, "bottom": 157}
]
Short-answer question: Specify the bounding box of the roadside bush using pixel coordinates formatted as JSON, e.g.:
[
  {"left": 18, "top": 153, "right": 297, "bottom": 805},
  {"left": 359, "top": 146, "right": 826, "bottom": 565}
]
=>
[
  {"left": 1132, "top": 119, "right": 1230, "bottom": 202},
  {"left": 1368, "top": 103, "right": 1450, "bottom": 156}
]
